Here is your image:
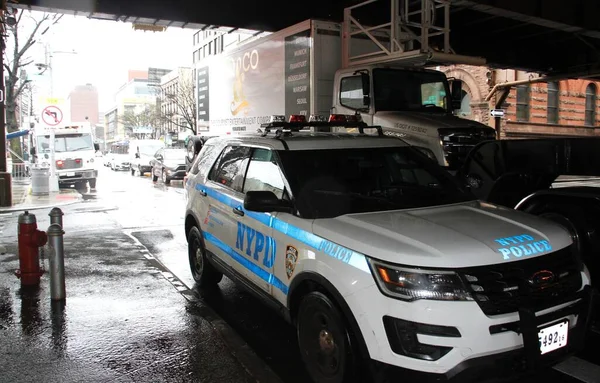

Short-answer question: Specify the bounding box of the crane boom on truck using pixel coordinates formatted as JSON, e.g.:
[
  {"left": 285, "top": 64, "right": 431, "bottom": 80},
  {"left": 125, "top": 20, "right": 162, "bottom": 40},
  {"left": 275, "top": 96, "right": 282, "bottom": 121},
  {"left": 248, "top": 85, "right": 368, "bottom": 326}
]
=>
[{"left": 193, "top": 19, "right": 496, "bottom": 169}]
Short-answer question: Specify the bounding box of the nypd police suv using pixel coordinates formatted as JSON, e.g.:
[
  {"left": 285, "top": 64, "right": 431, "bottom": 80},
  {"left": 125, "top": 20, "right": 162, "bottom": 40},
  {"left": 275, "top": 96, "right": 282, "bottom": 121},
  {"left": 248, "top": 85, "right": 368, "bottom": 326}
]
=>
[{"left": 184, "top": 115, "right": 593, "bottom": 383}]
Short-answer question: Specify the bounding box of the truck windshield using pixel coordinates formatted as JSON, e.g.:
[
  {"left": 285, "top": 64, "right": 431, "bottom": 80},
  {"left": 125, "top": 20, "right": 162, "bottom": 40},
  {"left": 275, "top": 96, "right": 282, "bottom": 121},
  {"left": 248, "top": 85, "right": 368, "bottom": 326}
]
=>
[
  {"left": 278, "top": 146, "right": 474, "bottom": 219},
  {"left": 38, "top": 133, "right": 94, "bottom": 153},
  {"left": 373, "top": 69, "right": 450, "bottom": 114}
]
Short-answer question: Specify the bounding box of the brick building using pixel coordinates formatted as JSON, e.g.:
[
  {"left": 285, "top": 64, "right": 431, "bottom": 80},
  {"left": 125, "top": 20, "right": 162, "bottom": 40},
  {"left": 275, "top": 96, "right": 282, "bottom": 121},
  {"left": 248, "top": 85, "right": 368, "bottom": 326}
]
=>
[
  {"left": 439, "top": 65, "right": 600, "bottom": 138},
  {"left": 67, "top": 83, "right": 99, "bottom": 124}
]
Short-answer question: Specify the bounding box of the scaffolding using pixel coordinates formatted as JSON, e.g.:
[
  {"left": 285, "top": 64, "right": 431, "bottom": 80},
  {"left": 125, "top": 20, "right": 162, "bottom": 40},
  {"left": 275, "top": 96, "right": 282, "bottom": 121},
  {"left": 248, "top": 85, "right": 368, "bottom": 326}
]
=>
[{"left": 342, "top": 0, "right": 486, "bottom": 68}]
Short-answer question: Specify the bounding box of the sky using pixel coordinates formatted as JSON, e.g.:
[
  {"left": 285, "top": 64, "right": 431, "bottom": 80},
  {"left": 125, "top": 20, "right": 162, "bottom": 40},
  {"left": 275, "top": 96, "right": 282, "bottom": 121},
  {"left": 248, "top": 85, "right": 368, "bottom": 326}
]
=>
[{"left": 13, "top": 11, "right": 195, "bottom": 112}]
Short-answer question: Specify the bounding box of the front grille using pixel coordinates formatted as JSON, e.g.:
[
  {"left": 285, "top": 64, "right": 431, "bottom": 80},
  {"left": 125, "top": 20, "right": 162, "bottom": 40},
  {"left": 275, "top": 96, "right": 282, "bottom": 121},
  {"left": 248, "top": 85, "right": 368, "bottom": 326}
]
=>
[
  {"left": 439, "top": 127, "right": 496, "bottom": 169},
  {"left": 460, "top": 246, "right": 582, "bottom": 316},
  {"left": 62, "top": 159, "right": 82, "bottom": 169}
]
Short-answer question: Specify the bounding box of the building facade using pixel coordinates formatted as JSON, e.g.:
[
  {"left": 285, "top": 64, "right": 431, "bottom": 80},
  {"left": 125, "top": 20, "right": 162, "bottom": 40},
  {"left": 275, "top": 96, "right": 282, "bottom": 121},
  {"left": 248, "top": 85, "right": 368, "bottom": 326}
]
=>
[
  {"left": 159, "top": 67, "right": 193, "bottom": 144},
  {"left": 440, "top": 65, "right": 600, "bottom": 137},
  {"left": 67, "top": 83, "right": 99, "bottom": 124}
]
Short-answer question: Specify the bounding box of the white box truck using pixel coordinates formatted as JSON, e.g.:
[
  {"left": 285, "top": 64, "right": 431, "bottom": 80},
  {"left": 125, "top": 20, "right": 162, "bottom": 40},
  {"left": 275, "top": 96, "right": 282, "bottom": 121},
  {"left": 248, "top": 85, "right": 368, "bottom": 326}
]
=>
[
  {"left": 194, "top": 19, "right": 496, "bottom": 169},
  {"left": 30, "top": 121, "right": 99, "bottom": 189}
]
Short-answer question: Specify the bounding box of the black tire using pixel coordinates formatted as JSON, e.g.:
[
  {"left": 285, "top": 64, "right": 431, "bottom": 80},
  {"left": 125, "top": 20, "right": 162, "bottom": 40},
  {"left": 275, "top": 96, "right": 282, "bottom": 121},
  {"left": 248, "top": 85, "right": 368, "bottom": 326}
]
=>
[
  {"left": 187, "top": 226, "right": 222, "bottom": 287},
  {"left": 162, "top": 169, "right": 171, "bottom": 185},
  {"left": 297, "top": 291, "right": 359, "bottom": 383},
  {"left": 89, "top": 178, "right": 96, "bottom": 189},
  {"left": 152, "top": 168, "right": 158, "bottom": 182}
]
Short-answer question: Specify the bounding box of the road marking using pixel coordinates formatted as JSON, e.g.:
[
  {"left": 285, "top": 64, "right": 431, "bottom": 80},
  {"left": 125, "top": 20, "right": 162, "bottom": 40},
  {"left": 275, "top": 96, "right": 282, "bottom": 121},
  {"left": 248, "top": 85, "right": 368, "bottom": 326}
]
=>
[{"left": 553, "top": 357, "right": 600, "bottom": 383}]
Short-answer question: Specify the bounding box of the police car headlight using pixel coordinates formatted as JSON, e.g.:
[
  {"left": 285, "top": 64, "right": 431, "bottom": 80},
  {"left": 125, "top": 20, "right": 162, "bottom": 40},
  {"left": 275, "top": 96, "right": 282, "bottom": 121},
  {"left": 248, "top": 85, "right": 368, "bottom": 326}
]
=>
[{"left": 368, "top": 259, "right": 473, "bottom": 301}]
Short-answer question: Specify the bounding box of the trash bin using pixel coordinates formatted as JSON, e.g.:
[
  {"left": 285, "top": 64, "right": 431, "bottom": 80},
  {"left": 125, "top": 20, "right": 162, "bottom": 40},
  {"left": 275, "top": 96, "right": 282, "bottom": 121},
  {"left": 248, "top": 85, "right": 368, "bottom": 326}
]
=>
[{"left": 31, "top": 167, "right": 49, "bottom": 196}]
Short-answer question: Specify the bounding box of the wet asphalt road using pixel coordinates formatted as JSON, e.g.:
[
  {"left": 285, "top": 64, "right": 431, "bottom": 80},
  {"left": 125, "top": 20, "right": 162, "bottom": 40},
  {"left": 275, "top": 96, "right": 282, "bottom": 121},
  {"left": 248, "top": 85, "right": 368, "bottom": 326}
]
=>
[{"left": 2, "top": 166, "right": 599, "bottom": 383}]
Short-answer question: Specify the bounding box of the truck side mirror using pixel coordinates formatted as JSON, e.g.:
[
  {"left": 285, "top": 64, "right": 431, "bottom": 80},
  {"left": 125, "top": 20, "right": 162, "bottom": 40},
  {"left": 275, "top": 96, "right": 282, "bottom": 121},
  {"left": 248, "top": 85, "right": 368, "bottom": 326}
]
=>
[{"left": 451, "top": 79, "right": 463, "bottom": 110}]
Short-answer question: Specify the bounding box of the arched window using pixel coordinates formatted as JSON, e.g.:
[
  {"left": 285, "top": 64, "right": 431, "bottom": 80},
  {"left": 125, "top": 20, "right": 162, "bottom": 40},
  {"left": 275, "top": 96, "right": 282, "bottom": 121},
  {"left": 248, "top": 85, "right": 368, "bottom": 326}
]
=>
[
  {"left": 547, "top": 82, "right": 559, "bottom": 124},
  {"left": 516, "top": 85, "right": 530, "bottom": 122},
  {"left": 459, "top": 89, "right": 472, "bottom": 118},
  {"left": 585, "top": 83, "right": 597, "bottom": 126}
]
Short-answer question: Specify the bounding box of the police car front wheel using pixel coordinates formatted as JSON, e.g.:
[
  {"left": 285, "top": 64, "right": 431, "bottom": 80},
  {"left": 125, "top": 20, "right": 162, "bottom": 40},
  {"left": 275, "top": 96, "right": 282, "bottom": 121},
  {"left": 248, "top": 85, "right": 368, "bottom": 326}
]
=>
[
  {"left": 297, "top": 291, "right": 359, "bottom": 383},
  {"left": 188, "top": 226, "right": 223, "bottom": 287}
]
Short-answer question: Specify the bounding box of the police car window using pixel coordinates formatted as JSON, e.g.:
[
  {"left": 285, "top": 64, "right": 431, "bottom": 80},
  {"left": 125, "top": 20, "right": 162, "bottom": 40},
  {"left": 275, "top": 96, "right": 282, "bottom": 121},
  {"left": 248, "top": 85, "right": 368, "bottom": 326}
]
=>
[
  {"left": 278, "top": 146, "right": 474, "bottom": 219},
  {"left": 243, "top": 149, "right": 285, "bottom": 199},
  {"left": 209, "top": 146, "right": 251, "bottom": 192},
  {"left": 190, "top": 143, "right": 216, "bottom": 176}
]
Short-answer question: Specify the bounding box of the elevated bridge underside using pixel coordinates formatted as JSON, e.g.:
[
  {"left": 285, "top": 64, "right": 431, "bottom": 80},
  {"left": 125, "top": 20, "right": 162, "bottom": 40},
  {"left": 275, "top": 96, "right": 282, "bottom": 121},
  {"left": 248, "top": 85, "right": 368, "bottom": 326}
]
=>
[{"left": 10, "top": 0, "right": 600, "bottom": 79}]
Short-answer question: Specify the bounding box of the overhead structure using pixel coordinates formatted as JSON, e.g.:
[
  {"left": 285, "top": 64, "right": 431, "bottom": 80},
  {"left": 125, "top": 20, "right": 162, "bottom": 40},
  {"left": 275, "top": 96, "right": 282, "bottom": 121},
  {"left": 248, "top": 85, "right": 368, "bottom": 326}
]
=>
[
  {"left": 6, "top": 0, "right": 600, "bottom": 79},
  {"left": 342, "top": 0, "right": 485, "bottom": 68}
]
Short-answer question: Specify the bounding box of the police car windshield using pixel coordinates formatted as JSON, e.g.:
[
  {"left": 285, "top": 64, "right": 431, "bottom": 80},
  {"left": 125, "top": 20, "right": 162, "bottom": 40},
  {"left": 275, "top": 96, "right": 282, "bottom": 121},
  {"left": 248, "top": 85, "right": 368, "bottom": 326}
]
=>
[{"left": 278, "top": 146, "right": 475, "bottom": 219}]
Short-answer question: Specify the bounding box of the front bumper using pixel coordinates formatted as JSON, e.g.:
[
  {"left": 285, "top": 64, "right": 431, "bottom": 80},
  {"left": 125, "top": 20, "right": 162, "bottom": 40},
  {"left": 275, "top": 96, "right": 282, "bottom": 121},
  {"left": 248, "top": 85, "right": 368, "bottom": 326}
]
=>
[
  {"left": 350, "top": 280, "right": 594, "bottom": 379},
  {"left": 58, "top": 169, "right": 98, "bottom": 185},
  {"left": 373, "top": 285, "right": 595, "bottom": 382},
  {"left": 166, "top": 170, "right": 186, "bottom": 180}
]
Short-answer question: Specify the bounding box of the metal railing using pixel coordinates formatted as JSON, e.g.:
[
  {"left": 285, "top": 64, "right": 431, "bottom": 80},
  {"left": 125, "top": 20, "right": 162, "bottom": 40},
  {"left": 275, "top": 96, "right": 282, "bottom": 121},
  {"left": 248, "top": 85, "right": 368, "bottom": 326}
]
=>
[{"left": 7, "top": 147, "right": 31, "bottom": 180}]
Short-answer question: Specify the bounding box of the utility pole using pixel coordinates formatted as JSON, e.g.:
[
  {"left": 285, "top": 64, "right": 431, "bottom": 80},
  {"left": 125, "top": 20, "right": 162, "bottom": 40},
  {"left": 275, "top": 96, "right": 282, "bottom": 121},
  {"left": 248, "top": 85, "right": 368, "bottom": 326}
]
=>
[{"left": 0, "top": 2, "right": 11, "bottom": 207}]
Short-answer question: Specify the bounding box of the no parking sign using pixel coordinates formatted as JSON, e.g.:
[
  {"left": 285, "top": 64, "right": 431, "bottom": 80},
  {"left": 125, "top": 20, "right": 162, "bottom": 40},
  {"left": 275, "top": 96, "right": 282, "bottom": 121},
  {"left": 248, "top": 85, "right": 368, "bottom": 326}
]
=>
[{"left": 41, "top": 105, "right": 63, "bottom": 126}]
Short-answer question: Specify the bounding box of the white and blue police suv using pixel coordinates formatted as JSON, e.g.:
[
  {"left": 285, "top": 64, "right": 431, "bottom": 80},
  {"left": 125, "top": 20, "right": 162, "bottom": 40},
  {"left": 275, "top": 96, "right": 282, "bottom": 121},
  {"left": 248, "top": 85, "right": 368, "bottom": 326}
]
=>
[{"left": 184, "top": 116, "right": 594, "bottom": 383}]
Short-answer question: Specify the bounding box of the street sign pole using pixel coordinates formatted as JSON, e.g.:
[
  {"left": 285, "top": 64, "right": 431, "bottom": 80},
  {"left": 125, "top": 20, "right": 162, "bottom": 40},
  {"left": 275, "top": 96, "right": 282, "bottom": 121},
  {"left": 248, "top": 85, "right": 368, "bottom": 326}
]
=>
[{"left": 48, "top": 127, "right": 59, "bottom": 192}]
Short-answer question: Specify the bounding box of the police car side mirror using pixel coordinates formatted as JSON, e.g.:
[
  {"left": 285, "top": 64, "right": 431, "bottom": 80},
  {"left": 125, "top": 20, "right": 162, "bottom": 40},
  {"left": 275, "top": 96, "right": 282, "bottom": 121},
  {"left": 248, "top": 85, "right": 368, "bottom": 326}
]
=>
[{"left": 244, "top": 191, "right": 293, "bottom": 213}]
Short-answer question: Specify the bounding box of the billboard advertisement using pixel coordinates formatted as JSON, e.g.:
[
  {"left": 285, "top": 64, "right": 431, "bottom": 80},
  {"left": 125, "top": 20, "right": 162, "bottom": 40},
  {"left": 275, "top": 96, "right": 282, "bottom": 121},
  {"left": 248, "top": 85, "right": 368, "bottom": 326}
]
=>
[{"left": 202, "top": 27, "right": 312, "bottom": 134}]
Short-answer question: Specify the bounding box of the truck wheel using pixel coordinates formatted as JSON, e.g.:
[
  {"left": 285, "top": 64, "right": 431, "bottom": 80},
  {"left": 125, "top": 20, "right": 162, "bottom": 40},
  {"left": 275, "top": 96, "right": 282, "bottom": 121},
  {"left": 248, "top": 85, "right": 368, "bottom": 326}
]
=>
[
  {"left": 162, "top": 170, "right": 171, "bottom": 185},
  {"left": 297, "top": 291, "right": 359, "bottom": 383},
  {"left": 89, "top": 178, "right": 96, "bottom": 189},
  {"left": 188, "top": 226, "right": 222, "bottom": 287}
]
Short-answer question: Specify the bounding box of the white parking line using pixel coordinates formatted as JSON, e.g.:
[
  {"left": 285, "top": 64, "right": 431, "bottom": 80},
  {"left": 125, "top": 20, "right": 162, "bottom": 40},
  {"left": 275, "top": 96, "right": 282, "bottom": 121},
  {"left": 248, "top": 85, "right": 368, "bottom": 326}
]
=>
[{"left": 554, "top": 357, "right": 600, "bottom": 383}]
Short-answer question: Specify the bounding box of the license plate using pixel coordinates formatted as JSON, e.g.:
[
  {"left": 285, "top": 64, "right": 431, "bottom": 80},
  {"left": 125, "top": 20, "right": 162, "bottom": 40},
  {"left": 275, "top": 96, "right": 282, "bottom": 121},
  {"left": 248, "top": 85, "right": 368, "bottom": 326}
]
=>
[
  {"left": 66, "top": 172, "right": 75, "bottom": 177},
  {"left": 538, "top": 320, "right": 568, "bottom": 355}
]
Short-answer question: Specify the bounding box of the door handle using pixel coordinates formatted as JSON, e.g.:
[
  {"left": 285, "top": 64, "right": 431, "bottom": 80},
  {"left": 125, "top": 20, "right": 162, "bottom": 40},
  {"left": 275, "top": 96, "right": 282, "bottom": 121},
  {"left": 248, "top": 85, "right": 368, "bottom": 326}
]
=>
[
  {"left": 198, "top": 189, "right": 207, "bottom": 197},
  {"left": 233, "top": 207, "right": 245, "bottom": 216}
]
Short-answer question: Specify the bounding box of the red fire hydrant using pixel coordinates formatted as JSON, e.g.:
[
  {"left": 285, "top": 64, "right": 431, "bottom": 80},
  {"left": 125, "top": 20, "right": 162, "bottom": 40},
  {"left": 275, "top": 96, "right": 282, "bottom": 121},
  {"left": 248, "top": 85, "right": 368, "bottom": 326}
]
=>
[{"left": 15, "top": 211, "right": 47, "bottom": 286}]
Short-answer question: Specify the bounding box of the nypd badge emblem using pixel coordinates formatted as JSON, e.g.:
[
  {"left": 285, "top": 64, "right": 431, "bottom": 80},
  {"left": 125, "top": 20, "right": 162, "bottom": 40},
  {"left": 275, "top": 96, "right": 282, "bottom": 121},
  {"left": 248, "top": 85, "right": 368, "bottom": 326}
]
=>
[{"left": 285, "top": 245, "right": 298, "bottom": 279}]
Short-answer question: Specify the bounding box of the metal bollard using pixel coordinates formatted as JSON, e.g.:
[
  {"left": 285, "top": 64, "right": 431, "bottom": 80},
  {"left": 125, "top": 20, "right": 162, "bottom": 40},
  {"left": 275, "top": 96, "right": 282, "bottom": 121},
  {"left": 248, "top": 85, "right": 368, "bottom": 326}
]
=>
[
  {"left": 47, "top": 223, "right": 66, "bottom": 300},
  {"left": 49, "top": 207, "right": 64, "bottom": 228}
]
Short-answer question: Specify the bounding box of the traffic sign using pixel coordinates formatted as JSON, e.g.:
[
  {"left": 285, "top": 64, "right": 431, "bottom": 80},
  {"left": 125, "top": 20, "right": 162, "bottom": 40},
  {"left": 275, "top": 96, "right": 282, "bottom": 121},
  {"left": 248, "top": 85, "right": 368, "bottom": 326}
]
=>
[
  {"left": 490, "top": 109, "right": 505, "bottom": 118},
  {"left": 42, "top": 105, "right": 63, "bottom": 126}
]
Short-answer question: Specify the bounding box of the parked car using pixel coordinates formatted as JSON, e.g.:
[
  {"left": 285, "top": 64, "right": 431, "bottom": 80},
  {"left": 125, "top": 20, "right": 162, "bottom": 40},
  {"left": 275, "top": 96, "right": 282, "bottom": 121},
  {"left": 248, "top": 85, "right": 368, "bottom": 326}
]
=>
[
  {"left": 110, "top": 152, "right": 131, "bottom": 171},
  {"left": 150, "top": 148, "right": 186, "bottom": 184},
  {"left": 129, "top": 139, "right": 165, "bottom": 176}
]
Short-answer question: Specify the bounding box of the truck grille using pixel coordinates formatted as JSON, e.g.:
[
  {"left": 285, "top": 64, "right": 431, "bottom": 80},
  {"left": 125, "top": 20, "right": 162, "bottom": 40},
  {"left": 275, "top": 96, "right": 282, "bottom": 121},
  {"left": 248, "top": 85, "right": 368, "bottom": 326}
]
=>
[
  {"left": 439, "top": 128, "right": 496, "bottom": 169},
  {"left": 459, "top": 246, "right": 582, "bottom": 316},
  {"left": 62, "top": 159, "right": 83, "bottom": 169}
]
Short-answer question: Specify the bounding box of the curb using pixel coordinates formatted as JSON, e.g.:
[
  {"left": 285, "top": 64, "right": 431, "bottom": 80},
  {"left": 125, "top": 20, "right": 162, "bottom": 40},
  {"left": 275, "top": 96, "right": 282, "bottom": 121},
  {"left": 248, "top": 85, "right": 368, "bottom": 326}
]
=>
[{"left": 0, "top": 193, "right": 83, "bottom": 213}]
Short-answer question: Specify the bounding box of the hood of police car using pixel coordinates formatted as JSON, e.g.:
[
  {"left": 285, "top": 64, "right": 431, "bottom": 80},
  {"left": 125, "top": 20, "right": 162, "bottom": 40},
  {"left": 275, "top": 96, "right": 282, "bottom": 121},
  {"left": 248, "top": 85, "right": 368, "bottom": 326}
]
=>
[{"left": 311, "top": 201, "right": 573, "bottom": 268}]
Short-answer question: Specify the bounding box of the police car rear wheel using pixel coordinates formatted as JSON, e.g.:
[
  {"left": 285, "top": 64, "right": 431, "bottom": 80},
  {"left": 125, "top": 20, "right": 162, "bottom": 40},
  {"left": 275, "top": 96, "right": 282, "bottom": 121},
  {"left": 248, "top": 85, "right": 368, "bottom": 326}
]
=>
[
  {"left": 188, "top": 226, "right": 222, "bottom": 286},
  {"left": 297, "top": 292, "right": 357, "bottom": 383}
]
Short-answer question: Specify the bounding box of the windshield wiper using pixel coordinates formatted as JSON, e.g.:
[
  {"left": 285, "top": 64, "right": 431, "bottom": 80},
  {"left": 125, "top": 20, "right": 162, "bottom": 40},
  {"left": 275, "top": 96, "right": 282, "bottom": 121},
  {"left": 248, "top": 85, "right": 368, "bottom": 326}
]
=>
[
  {"left": 314, "top": 190, "right": 403, "bottom": 208},
  {"left": 69, "top": 147, "right": 93, "bottom": 151}
]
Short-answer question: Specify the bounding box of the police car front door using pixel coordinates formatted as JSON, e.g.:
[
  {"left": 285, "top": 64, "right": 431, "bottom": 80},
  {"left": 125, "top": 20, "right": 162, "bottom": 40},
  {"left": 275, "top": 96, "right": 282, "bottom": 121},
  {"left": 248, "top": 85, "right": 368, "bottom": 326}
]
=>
[
  {"left": 204, "top": 145, "right": 252, "bottom": 280},
  {"left": 235, "top": 148, "right": 286, "bottom": 294}
]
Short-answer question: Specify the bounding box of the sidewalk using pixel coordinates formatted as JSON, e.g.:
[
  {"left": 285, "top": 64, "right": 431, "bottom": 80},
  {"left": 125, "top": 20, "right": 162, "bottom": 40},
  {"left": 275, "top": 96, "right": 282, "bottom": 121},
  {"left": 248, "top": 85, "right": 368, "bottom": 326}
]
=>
[
  {"left": 0, "top": 178, "right": 82, "bottom": 213},
  {"left": 0, "top": 229, "right": 276, "bottom": 383}
]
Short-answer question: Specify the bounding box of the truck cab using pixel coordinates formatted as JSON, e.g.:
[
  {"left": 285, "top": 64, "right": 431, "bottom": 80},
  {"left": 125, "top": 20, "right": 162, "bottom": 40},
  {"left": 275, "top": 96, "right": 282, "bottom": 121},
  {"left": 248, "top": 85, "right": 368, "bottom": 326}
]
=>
[{"left": 332, "top": 65, "right": 497, "bottom": 169}]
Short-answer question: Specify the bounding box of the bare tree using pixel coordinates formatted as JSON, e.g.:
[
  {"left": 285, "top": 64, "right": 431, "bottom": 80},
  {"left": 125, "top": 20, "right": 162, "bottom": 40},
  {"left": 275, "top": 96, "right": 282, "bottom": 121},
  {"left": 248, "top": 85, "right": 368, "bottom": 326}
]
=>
[
  {"left": 3, "top": 10, "right": 62, "bottom": 158},
  {"left": 158, "top": 76, "right": 197, "bottom": 135},
  {"left": 118, "top": 104, "right": 162, "bottom": 139}
]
